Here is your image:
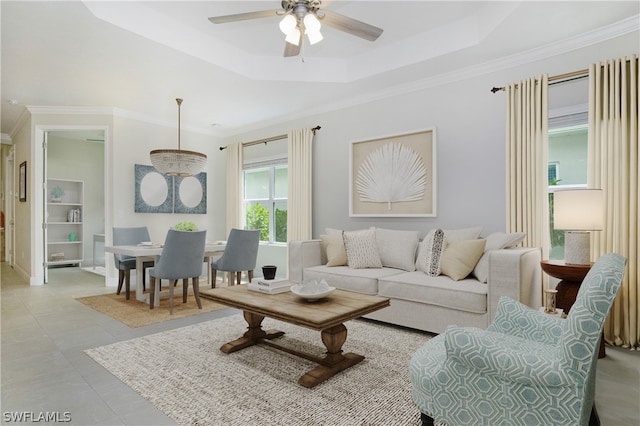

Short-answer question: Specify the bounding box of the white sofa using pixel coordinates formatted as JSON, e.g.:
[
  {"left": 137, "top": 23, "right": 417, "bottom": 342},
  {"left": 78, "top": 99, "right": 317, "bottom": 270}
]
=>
[{"left": 288, "top": 227, "right": 542, "bottom": 334}]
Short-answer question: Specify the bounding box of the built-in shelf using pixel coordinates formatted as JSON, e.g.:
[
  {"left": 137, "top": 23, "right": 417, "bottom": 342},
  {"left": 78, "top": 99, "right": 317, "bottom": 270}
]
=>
[{"left": 46, "top": 179, "right": 84, "bottom": 267}]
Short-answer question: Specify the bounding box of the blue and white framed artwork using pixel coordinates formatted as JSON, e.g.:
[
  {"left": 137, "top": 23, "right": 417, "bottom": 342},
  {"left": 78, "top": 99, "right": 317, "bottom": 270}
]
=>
[
  {"left": 134, "top": 164, "right": 207, "bottom": 214},
  {"left": 174, "top": 173, "right": 207, "bottom": 214}
]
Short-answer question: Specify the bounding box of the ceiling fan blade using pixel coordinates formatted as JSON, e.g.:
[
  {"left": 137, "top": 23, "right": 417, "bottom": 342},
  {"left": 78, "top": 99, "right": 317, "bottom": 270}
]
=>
[
  {"left": 319, "top": 10, "right": 383, "bottom": 41},
  {"left": 283, "top": 35, "right": 302, "bottom": 57},
  {"left": 208, "top": 9, "right": 283, "bottom": 24}
]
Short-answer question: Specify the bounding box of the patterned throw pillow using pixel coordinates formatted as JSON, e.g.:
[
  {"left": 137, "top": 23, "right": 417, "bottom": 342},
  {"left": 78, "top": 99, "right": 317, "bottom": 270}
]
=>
[
  {"left": 416, "top": 229, "right": 446, "bottom": 276},
  {"left": 343, "top": 228, "right": 383, "bottom": 269}
]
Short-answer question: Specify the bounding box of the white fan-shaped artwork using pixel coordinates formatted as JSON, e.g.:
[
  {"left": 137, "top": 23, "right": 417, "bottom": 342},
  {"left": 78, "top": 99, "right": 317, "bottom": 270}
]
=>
[{"left": 356, "top": 143, "right": 427, "bottom": 209}]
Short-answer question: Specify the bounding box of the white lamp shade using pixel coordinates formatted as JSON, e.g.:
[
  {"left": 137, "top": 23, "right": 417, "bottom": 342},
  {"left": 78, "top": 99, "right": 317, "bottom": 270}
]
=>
[
  {"left": 285, "top": 27, "right": 301, "bottom": 45},
  {"left": 306, "top": 29, "right": 323, "bottom": 45},
  {"left": 279, "top": 14, "right": 297, "bottom": 35},
  {"left": 303, "top": 13, "right": 321, "bottom": 32},
  {"left": 554, "top": 189, "right": 604, "bottom": 231}
]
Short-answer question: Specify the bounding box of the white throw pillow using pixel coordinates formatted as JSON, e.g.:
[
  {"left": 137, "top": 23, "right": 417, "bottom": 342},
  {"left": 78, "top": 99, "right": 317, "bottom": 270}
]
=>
[
  {"left": 416, "top": 229, "right": 446, "bottom": 276},
  {"left": 343, "top": 228, "right": 382, "bottom": 269},
  {"left": 440, "top": 239, "right": 487, "bottom": 281},
  {"left": 473, "top": 232, "right": 526, "bottom": 283},
  {"left": 375, "top": 228, "right": 421, "bottom": 271},
  {"left": 320, "top": 234, "right": 347, "bottom": 267},
  {"left": 442, "top": 227, "right": 483, "bottom": 241}
]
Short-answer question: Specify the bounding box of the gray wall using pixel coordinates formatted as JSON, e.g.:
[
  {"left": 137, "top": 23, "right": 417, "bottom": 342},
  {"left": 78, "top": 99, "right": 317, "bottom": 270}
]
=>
[{"left": 225, "top": 33, "right": 637, "bottom": 246}]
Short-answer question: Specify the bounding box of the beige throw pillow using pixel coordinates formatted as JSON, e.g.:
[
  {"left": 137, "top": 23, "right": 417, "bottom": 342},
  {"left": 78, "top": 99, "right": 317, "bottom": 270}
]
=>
[
  {"left": 472, "top": 232, "right": 526, "bottom": 283},
  {"left": 320, "top": 234, "right": 347, "bottom": 267},
  {"left": 440, "top": 239, "right": 487, "bottom": 281}
]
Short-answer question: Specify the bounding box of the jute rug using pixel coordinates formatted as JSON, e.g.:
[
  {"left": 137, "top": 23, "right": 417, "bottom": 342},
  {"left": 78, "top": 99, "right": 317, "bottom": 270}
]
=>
[
  {"left": 76, "top": 291, "right": 227, "bottom": 328},
  {"left": 86, "top": 314, "right": 432, "bottom": 425}
]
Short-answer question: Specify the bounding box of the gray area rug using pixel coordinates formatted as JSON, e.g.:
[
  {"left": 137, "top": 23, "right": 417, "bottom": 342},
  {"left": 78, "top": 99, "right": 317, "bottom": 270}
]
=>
[{"left": 86, "top": 314, "right": 432, "bottom": 426}]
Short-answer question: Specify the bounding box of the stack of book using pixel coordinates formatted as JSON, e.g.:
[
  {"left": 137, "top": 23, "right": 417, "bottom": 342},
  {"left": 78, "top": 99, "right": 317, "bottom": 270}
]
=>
[{"left": 248, "top": 278, "right": 290, "bottom": 294}]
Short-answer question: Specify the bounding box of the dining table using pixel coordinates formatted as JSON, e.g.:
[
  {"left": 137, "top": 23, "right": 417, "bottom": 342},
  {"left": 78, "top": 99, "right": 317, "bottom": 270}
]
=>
[{"left": 104, "top": 241, "right": 226, "bottom": 306}]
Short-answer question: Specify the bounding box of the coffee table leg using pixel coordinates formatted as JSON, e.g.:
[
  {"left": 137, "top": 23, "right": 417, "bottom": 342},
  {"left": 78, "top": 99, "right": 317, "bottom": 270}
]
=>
[
  {"left": 298, "top": 323, "right": 364, "bottom": 388},
  {"left": 220, "top": 311, "right": 284, "bottom": 353}
]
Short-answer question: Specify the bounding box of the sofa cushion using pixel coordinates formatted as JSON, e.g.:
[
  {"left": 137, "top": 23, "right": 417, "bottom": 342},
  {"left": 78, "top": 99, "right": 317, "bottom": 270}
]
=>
[
  {"left": 303, "top": 265, "right": 404, "bottom": 295},
  {"left": 473, "top": 232, "right": 526, "bottom": 283},
  {"left": 416, "top": 229, "right": 446, "bottom": 276},
  {"left": 375, "top": 227, "right": 421, "bottom": 272},
  {"left": 320, "top": 234, "right": 347, "bottom": 266},
  {"left": 378, "top": 272, "right": 487, "bottom": 314},
  {"left": 343, "top": 228, "right": 383, "bottom": 269},
  {"left": 440, "top": 239, "right": 487, "bottom": 281}
]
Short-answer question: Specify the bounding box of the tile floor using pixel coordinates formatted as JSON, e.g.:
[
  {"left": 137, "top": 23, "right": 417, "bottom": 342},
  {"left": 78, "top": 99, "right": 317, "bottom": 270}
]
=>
[{"left": 1, "top": 262, "right": 639, "bottom": 425}]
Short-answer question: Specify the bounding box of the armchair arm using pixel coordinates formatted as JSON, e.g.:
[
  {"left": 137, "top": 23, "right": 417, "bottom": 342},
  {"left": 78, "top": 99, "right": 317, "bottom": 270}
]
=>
[
  {"left": 488, "top": 296, "right": 564, "bottom": 345},
  {"left": 444, "top": 326, "right": 574, "bottom": 388}
]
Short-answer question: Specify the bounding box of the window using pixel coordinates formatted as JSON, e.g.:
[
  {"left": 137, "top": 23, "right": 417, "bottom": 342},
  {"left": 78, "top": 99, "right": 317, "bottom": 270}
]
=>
[
  {"left": 244, "top": 161, "right": 287, "bottom": 243},
  {"left": 548, "top": 123, "right": 588, "bottom": 259}
]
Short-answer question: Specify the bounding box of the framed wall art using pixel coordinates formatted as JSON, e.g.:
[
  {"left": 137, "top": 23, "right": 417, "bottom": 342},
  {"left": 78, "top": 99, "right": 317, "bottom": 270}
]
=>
[
  {"left": 19, "top": 161, "right": 27, "bottom": 202},
  {"left": 134, "top": 164, "right": 207, "bottom": 214},
  {"left": 134, "top": 164, "right": 174, "bottom": 213},
  {"left": 174, "top": 173, "right": 207, "bottom": 214},
  {"left": 350, "top": 128, "right": 437, "bottom": 217}
]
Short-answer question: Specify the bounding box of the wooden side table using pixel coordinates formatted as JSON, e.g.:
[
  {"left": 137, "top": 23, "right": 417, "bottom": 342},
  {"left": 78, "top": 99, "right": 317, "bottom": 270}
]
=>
[{"left": 540, "top": 260, "right": 605, "bottom": 358}]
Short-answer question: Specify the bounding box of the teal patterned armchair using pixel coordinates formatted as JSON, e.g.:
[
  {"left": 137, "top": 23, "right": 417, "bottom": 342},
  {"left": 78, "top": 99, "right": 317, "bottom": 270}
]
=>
[{"left": 409, "top": 253, "right": 626, "bottom": 426}]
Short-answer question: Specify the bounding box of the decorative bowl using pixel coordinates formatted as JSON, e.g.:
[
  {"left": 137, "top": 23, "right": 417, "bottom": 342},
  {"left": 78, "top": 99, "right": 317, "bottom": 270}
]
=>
[{"left": 291, "top": 284, "right": 336, "bottom": 301}]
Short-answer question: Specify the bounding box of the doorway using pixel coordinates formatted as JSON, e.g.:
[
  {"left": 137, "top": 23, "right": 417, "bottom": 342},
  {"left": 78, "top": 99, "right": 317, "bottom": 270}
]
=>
[{"left": 38, "top": 127, "right": 107, "bottom": 284}]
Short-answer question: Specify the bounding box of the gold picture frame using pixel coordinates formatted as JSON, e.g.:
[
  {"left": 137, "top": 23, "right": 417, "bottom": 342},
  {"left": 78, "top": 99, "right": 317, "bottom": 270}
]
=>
[{"left": 350, "top": 128, "right": 436, "bottom": 217}]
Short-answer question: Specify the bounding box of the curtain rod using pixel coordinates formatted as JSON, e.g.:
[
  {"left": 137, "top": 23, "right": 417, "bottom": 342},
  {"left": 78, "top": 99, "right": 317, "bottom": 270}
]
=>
[
  {"left": 490, "top": 68, "right": 589, "bottom": 93},
  {"left": 219, "top": 125, "right": 321, "bottom": 151}
]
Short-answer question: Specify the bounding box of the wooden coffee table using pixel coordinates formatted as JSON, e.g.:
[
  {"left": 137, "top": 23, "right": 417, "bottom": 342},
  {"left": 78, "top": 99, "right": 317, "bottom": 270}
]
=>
[{"left": 200, "top": 285, "right": 390, "bottom": 388}]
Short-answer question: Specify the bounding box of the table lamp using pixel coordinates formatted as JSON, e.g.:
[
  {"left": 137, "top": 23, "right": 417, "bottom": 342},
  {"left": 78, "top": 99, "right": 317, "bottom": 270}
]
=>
[{"left": 553, "top": 189, "right": 604, "bottom": 265}]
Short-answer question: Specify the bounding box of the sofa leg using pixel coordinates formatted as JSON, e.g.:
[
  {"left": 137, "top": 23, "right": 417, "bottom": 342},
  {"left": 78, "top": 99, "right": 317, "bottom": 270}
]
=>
[{"left": 420, "top": 412, "right": 435, "bottom": 426}]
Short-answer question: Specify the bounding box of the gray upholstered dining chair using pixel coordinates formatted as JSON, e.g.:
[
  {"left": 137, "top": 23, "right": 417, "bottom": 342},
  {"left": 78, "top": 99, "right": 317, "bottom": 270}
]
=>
[
  {"left": 149, "top": 229, "right": 207, "bottom": 314},
  {"left": 112, "top": 226, "right": 154, "bottom": 300},
  {"left": 211, "top": 228, "right": 260, "bottom": 288}
]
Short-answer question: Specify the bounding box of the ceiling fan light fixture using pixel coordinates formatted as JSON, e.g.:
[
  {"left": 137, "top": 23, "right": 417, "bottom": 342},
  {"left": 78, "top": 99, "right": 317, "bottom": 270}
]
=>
[
  {"left": 303, "top": 13, "right": 321, "bottom": 32},
  {"left": 149, "top": 98, "right": 207, "bottom": 177},
  {"left": 306, "top": 29, "right": 323, "bottom": 45},
  {"left": 285, "top": 27, "right": 301, "bottom": 45},
  {"left": 279, "top": 14, "right": 297, "bottom": 35}
]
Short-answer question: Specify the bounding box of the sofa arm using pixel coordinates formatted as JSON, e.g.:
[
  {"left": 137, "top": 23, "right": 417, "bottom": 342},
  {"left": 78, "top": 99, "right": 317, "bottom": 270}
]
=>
[
  {"left": 288, "top": 240, "right": 323, "bottom": 284},
  {"left": 487, "top": 247, "right": 541, "bottom": 323}
]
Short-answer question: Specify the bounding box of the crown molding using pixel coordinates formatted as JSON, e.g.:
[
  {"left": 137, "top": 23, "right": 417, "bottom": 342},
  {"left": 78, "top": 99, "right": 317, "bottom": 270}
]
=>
[{"left": 219, "top": 15, "right": 638, "bottom": 137}]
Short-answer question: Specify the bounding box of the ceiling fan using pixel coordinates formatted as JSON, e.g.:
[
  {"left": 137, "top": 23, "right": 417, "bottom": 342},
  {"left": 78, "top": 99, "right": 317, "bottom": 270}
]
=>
[{"left": 208, "top": 0, "right": 383, "bottom": 57}]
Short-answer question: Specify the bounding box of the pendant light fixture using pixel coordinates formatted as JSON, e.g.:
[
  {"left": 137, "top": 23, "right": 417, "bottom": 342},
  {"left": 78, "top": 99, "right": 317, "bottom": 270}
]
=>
[{"left": 150, "top": 98, "right": 207, "bottom": 177}]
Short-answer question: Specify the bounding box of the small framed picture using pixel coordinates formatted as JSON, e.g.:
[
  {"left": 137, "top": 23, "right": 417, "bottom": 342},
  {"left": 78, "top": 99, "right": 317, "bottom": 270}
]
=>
[{"left": 19, "top": 161, "right": 27, "bottom": 202}]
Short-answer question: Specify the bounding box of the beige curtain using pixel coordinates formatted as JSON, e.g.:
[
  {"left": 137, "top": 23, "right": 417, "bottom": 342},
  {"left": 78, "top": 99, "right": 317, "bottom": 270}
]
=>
[
  {"left": 287, "top": 128, "right": 314, "bottom": 241},
  {"left": 505, "top": 75, "right": 550, "bottom": 289},
  {"left": 588, "top": 55, "right": 639, "bottom": 349},
  {"left": 225, "top": 142, "right": 244, "bottom": 234}
]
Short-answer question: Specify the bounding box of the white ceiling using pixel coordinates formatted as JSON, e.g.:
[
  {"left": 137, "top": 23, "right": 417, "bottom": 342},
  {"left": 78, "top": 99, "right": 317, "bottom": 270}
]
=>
[{"left": 1, "top": 1, "right": 638, "bottom": 139}]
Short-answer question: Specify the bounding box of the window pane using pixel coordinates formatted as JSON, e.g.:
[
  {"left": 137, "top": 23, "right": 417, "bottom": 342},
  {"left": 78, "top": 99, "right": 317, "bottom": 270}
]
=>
[
  {"left": 245, "top": 201, "right": 269, "bottom": 241},
  {"left": 274, "top": 200, "right": 287, "bottom": 243},
  {"left": 244, "top": 168, "right": 269, "bottom": 199},
  {"left": 274, "top": 165, "right": 288, "bottom": 199},
  {"left": 548, "top": 125, "right": 588, "bottom": 260}
]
